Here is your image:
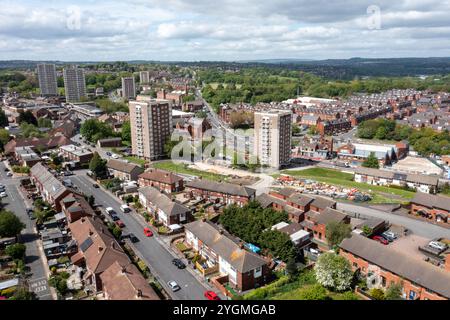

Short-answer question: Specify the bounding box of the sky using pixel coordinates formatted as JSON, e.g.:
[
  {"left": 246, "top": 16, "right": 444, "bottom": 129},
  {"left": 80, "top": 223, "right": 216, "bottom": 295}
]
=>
[{"left": 0, "top": 0, "right": 449, "bottom": 61}]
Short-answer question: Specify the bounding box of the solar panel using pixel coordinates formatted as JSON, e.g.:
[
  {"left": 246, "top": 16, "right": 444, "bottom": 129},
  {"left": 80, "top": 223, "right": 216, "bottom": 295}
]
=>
[{"left": 79, "top": 237, "right": 93, "bottom": 252}]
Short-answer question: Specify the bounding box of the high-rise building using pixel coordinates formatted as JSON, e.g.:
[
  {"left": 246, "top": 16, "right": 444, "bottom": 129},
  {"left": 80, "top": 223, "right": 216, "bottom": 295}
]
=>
[
  {"left": 63, "top": 66, "right": 87, "bottom": 103},
  {"left": 139, "top": 71, "right": 150, "bottom": 84},
  {"left": 254, "top": 110, "right": 292, "bottom": 169},
  {"left": 37, "top": 64, "right": 58, "bottom": 96},
  {"left": 121, "top": 77, "right": 136, "bottom": 99},
  {"left": 129, "top": 96, "right": 173, "bottom": 160}
]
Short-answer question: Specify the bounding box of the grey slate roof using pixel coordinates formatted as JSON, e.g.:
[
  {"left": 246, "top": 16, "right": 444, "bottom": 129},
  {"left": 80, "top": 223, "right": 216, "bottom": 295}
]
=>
[
  {"left": 185, "top": 220, "right": 267, "bottom": 273},
  {"left": 314, "top": 208, "right": 348, "bottom": 225},
  {"left": 340, "top": 234, "right": 450, "bottom": 298},
  {"left": 30, "top": 162, "right": 68, "bottom": 200},
  {"left": 256, "top": 193, "right": 285, "bottom": 208},
  {"left": 287, "top": 193, "right": 314, "bottom": 207},
  {"left": 186, "top": 179, "right": 256, "bottom": 198},
  {"left": 311, "top": 196, "right": 336, "bottom": 210},
  {"left": 139, "top": 186, "right": 189, "bottom": 217}
]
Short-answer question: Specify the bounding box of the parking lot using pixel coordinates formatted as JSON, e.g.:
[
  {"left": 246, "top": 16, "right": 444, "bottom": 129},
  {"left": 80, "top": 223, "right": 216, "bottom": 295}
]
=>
[{"left": 389, "top": 234, "right": 431, "bottom": 261}]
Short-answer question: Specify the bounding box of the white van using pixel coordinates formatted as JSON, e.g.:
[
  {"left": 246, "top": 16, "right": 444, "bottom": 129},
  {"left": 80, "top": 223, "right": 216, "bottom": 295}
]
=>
[{"left": 120, "top": 204, "right": 131, "bottom": 213}]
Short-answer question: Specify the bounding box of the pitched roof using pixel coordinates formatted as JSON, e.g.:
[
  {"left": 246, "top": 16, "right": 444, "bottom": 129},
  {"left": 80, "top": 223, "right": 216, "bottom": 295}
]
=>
[
  {"left": 138, "top": 168, "right": 183, "bottom": 185},
  {"left": 186, "top": 179, "right": 256, "bottom": 198},
  {"left": 340, "top": 234, "right": 450, "bottom": 298},
  {"left": 185, "top": 220, "right": 267, "bottom": 273},
  {"left": 314, "top": 208, "right": 348, "bottom": 225},
  {"left": 411, "top": 192, "right": 450, "bottom": 211},
  {"left": 69, "top": 216, "right": 130, "bottom": 274},
  {"left": 107, "top": 159, "right": 144, "bottom": 174},
  {"left": 287, "top": 193, "right": 314, "bottom": 207},
  {"left": 256, "top": 193, "right": 285, "bottom": 209},
  {"left": 30, "top": 162, "right": 68, "bottom": 200},
  {"left": 354, "top": 167, "right": 395, "bottom": 179},
  {"left": 405, "top": 173, "right": 439, "bottom": 186},
  {"left": 139, "top": 186, "right": 190, "bottom": 217},
  {"left": 4, "top": 134, "right": 70, "bottom": 154},
  {"left": 100, "top": 261, "right": 160, "bottom": 300},
  {"left": 311, "top": 196, "right": 336, "bottom": 210}
]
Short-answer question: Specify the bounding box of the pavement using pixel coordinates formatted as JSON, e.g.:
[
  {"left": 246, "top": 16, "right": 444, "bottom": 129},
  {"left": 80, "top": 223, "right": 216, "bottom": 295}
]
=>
[
  {"left": 70, "top": 172, "right": 223, "bottom": 300},
  {"left": 0, "top": 160, "right": 56, "bottom": 300},
  {"left": 337, "top": 202, "right": 450, "bottom": 239}
]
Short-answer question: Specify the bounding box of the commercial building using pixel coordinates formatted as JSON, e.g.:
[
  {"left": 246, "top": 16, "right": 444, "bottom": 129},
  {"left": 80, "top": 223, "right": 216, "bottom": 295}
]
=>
[
  {"left": 121, "top": 77, "right": 136, "bottom": 100},
  {"left": 129, "top": 97, "right": 173, "bottom": 160},
  {"left": 254, "top": 110, "right": 292, "bottom": 169},
  {"left": 37, "top": 63, "right": 58, "bottom": 96},
  {"left": 340, "top": 234, "right": 450, "bottom": 300},
  {"left": 63, "top": 66, "right": 87, "bottom": 103}
]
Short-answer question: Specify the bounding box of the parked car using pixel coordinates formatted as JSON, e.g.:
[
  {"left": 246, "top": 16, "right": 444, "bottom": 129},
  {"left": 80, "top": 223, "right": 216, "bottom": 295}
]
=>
[
  {"left": 381, "top": 231, "right": 397, "bottom": 242},
  {"left": 4, "top": 168, "right": 9, "bottom": 172},
  {"left": 120, "top": 204, "right": 131, "bottom": 213},
  {"left": 0, "top": 192, "right": 7, "bottom": 198},
  {"left": 428, "top": 241, "right": 447, "bottom": 251},
  {"left": 144, "top": 227, "right": 153, "bottom": 237},
  {"left": 372, "top": 235, "right": 389, "bottom": 245},
  {"left": 129, "top": 233, "right": 139, "bottom": 243},
  {"left": 167, "top": 281, "right": 181, "bottom": 292},
  {"left": 106, "top": 151, "right": 112, "bottom": 157},
  {"left": 6, "top": 172, "right": 13, "bottom": 177},
  {"left": 204, "top": 291, "right": 221, "bottom": 301},
  {"left": 105, "top": 207, "right": 116, "bottom": 216},
  {"left": 92, "top": 183, "right": 99, "bottom": 188},
  {"left": 111, "top": 153, "right": 119, "bottom": 159},
  {"left": 111, "top": 214, "right": 120, "bottom": 222},
  {"left": 115, "top": 220, "right": 125, "bottom": 228},
  {"left": 172, "top": 259, "right": 186, "bottom": 269}
]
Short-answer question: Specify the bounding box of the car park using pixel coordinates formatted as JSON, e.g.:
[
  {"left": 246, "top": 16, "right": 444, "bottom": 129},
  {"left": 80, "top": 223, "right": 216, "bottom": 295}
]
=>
[
  {"left": 172, "top": 259, "right": 186, "bottom": 269},
  {"left": 144, "top": 227, "right": 153, "bottom": 237},
  {"left": 372, "top": 235, "right": 389, "bottom": 245},
  {"left": 167, "top": 281, "right": 181, "bottom": 292},
  {"left": 204, "top": 291, "right": 221, "bottom": 300}
]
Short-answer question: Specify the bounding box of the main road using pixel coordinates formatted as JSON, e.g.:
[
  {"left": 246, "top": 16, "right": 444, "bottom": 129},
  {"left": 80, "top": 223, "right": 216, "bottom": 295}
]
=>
[
  {"left": 0, "top": 161, "right": 55, "bottom": 300},
  {"left": 70, "top": 172, "right": 218, "bottom": 300}
]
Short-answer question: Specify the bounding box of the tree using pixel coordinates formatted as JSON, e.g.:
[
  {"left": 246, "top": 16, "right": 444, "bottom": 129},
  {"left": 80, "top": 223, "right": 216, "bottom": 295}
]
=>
[
  {"left": 80, "top": 119, "right": 115, "bottom": 143},
  {"left": 294, "top": 284, "right": 329, "bottom": 300},
  {"left": 326, "top": 221, "right": 352, "bottom": 247},
  {"left": 362, "top": 152, "right": 380, "bottom": 169},
  {"left": 0, "top": 109, "right": 8, "bottom": 127},
  {"left": 369, "top": 288, "right": 385, "bottom": 300},
  {"left": 37, "top": 117, "right": 52, "bottom": 128},
  {"left": 314, "top": 252, "right": 353, "bottom": 292},
  {"left": 0, "top": 129, "right": 10, "bottom": 152},
  {"left": 8, "top": 288, "right": 37, "bottom": 300},
  {"left": 89, "top": 152, "right": 107, "bottom": 178},
  {"left": 0, "top": 211, "right": 25, "bottom": 237},
  {"left": 292, "top": 123, "right": 301, "bottom": 135},
  {"left": 384, "top": 282, "right": 403, "bottom": 300},
  {"left": 285, "top": 257, "right": 298, "bottom": 279},
  {"left": 17, "top": 111, "right": 38, "bottom": 126},
  {"left": 361, "top": 225, "right": 373, "bottom": 237},
  {"left": 5, "top": 243, "right": 26, "bottom": 260},
  {"left": 121, "top": 120, "right": 131, "bottom": 143}
]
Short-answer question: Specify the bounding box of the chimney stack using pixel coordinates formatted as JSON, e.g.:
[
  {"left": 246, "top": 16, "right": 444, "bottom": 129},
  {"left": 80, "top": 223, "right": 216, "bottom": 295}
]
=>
[
  {"left": 136, "top": 289, "right": 142, "bottom": 298},
  {"left": 98, "top": 246, "right": 103, "bottom": 253}
]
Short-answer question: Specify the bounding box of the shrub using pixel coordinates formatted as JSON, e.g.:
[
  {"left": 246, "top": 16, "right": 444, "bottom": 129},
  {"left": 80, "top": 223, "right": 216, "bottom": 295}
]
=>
[
  {"left": 369, "top": 288, "right": 385, "bottom": 300},
  {"left": 5, "top": 243, "right": 26, "bottom": 260}
]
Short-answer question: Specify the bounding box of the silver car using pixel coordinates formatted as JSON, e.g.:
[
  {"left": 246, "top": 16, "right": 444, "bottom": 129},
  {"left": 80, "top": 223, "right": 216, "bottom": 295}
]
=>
[{"left": 167, "top": 281, "right": 181, "bottom": 292}]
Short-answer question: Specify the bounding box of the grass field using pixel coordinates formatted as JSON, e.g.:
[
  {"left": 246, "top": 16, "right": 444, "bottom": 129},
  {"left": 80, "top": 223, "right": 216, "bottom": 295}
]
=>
[
  {"left": 152, "top": 161, "right": 228, "bottom": 181},
  {"left": 280, "top": 167, "right": 415, "bottom": 203},
  {"left": 123, "top": 156, "right": 146, "bottom": 166}
]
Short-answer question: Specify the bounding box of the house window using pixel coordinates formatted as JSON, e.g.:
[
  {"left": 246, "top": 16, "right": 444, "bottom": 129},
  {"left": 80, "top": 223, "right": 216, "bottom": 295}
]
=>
[
  {"left": 409, "top": 290, "right": 417, "bottom": 300},
  {"left": 381, "top": 276, "right": 386, "bottom": 287},
  {"left": 352, "top": 262, "right": 358, "bottom": 268},
  {"left": 254, "top": 267, "right": 262, "bottom": 278}
]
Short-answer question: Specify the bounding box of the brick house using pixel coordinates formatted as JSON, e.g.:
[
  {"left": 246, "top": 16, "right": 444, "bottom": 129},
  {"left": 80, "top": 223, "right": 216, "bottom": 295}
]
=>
[
  {"left": 59, "top": 144, "right": 93, "bottom": 165},
  {"left": 185, "top": 179, "right": 256, "bottom": 207},
  {"left": 30, "top": 162, "right": 71, "bottom": 211},
  {"left": 340, "top": 235, "right": 450, "bottom": 300},
  {"left": 138, "top": 186, "right": 192, "bottom": 226},
  {"left": 60, "top": 193, "right": 95, "bottom": 223},
  {"left": 185, "top": 220, "right": 271, "bottom": 292},
  {"left": 107, "top": 159, "right": 144, "bottom": 181},
  {"left": 138, "top": 168, "right": 184, "bottom": 194},
  {"left": 410, "top": 192, "right": 450, "bottom": 224}
]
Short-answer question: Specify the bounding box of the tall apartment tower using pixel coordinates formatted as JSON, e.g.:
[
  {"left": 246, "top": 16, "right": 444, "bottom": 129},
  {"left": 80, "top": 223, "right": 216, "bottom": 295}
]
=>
[
  {"left": 63, "top": 66, "right": 87, "bottom": 103},
  {"left": 129, "top": 96, "right": 173, "bottom": 160},
  {"left": 139, "top": 71, "right": 150, "bottom": 84},
  {"left": 254, "top": 110, "right": 292, "bottom": 169},
  {"left": 121, "top": 77, "right": 136, "bottom": 99},
  {"left": 37, "top": 64, "right": 58, "bottom": 96}
]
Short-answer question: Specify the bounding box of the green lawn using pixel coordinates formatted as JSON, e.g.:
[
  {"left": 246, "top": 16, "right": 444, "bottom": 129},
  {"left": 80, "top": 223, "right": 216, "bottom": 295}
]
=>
[
  {"left": 280, "top": 167, "right": 415, "bottom": 202},
  {"left": 152, "top": 161, "right": 228, "bottom": 181},
  {"left": 123, "top": 156, "right": 146, "bottom": 166}
]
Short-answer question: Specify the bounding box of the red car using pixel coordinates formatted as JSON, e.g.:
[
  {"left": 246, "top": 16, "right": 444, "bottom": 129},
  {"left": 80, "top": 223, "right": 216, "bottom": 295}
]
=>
[
  {"left": 115, "top": 220, "right": 125, "bottom": 228},
  {"left": 144, "top": 227, "right": 153, "bottom": 237},
  {"left": 372, "top": 235, "right": 388, "bottom": 245},
  {"left": 204, "top": 291, "right": 221, "bottom": 300}
]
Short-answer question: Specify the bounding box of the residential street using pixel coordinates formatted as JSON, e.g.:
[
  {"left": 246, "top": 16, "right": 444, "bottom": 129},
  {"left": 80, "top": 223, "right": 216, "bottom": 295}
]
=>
[
  {"left": 0, "top": 161, "right": 55, "bottom": 300},
  {"left": 70, "top": 172, "right": 219, "bottom": 300}
]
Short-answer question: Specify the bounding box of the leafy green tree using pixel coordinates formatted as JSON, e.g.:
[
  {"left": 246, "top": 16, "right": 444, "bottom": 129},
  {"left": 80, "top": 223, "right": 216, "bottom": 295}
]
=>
[
  {"left": 369, "top": 288, "right": 385, "bottom": 300},
  {"left": 0, "top": 129, "right": 10, "bottom": 151},
  {"left": 0, "top": 211, "right": 25, "bottom": 237},
  {"left": 5, "top": 243, "right": 26, "bottom": 260},
  {"left": 37, "top": 118, "right": 52, "bottom": 128},
  {"left": 294, "top": 284, "right": 329, "bottom": 300},
  {"left": 80, "top": 119, "right": 115, "bottom": 143},
  {"left": 285, "top": 257, "right": 298, "bottom": 280},
  {"left": 0, "top": 109, "right": 8, "bottom": 127},
  {"left": 89, "top": 152, "right": 108, "bottom": 178},
  {"left": 17, "top": 110, "right": 38, "bottom": 126},
  {"left": 314, "top": 252, "right": 353, "bottom": 292},
  {"left": 326, "top": 221, "right": 352, "bottom": 247},
  {"left": 362, "top": 152, "right": 380, "bottom": 169},
  {"left": 8, "top": 288, "right": 37, "bottom": 300},
  {"left": 121, "top": 120, "right": 131, "bottom": 143},
  {"left": 384, "top": 282, "right": 403, "bottom": 300}
]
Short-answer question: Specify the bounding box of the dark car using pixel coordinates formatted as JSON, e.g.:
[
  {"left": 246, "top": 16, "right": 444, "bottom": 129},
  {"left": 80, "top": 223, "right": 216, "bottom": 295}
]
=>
[
  {"left": 129, "top": 233, "right": 139, "bottom": 243},
  {"left": 172, "top": 259, "right": 186, "bottom": 269},
  {"left": 111, "top": 214, "right": 120, "bottom": 221},
  {"left": 92, "top": 183, "right": 99, "bottom": 188}
]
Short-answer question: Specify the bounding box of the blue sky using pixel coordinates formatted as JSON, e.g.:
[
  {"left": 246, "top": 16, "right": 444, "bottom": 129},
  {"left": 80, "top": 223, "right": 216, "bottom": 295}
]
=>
[{"left": 0, "top": 0, "right": 449, "bottom": 61}]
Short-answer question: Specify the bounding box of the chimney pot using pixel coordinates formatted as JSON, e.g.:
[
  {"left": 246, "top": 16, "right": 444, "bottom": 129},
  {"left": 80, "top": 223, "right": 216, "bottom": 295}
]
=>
[{"left": 98, "top": 246, "right": 103, "bottom": 253}]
